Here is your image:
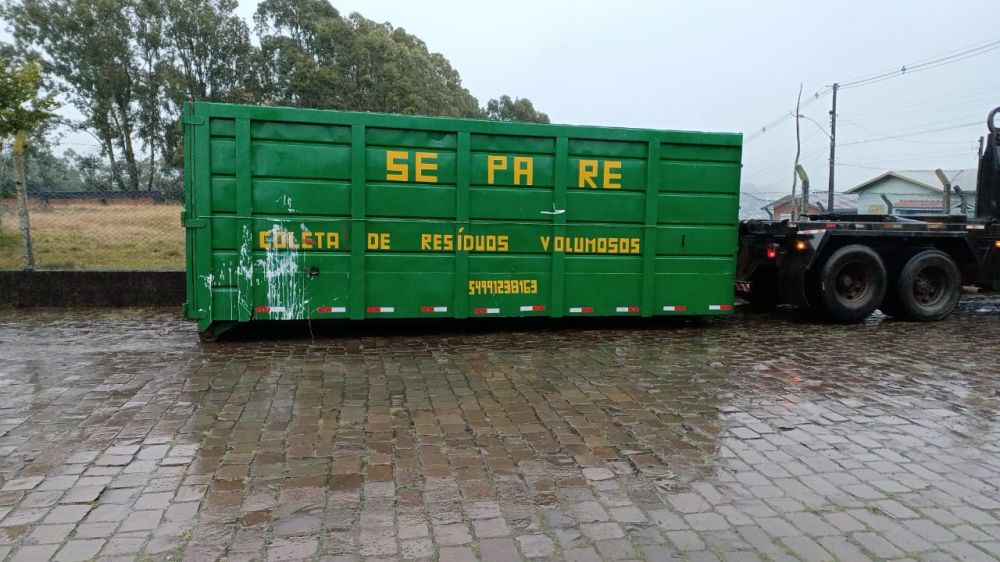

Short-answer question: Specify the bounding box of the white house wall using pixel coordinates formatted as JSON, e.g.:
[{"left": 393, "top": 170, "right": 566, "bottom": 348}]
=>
[{"left": 856, "top": 177, "right": 939, "bottom": 214}]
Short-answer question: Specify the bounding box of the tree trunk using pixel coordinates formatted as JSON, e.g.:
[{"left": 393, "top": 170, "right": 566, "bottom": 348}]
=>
[
  {"left": 13, "top": 131, "right": 35, "bottom": 271},
  {"left": 146, "top": 131, "right": 156, "bottom": 192},
  {"left": 0, "top": 139, "right": 6, "bottom": 232}
]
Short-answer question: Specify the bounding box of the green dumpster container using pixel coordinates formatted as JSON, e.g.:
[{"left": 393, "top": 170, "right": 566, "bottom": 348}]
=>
[{"left": 183, "top": 102, "right": 742, "bottom": 339}]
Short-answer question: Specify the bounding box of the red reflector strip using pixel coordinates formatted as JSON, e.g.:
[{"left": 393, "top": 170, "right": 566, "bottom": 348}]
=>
[
  {"left": 709, "top": 304, "right": 733, "bottom": 311},
  {"left": 569, "top": 307, "right": 593, "bottom": 313},
  {"left": 519, "top": 305, "right": 545, "bottom": 312},
  {"left": 420, "top": 306, "right": 448, "bottom": 313},
  {"left": 366, "top": 306, "right": 395, "bottom": 313},
  {"left": 615, "top": 306, "right": 640, "bottom": 313},
  {"left": 315, "top": 306, "right": 346, "bottom": 314},
  {"left": 473, "top": 307, "right": 500, "bottom": 314},
  {"left": 255, "top": 306, "right": 286, "bottom": 313},
  {"left": 662, "top": 305, "right": 687, "bottom": 312}
]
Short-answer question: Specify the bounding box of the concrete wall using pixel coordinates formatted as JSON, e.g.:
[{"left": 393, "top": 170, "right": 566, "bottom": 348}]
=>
[{"left": 0, "top": 271, "right": 184, "bottom": 307}]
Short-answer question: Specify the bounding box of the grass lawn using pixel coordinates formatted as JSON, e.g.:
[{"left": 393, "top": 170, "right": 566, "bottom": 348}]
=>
[{"left": 0, "top": 202, "right": 184, "bottom": 270}]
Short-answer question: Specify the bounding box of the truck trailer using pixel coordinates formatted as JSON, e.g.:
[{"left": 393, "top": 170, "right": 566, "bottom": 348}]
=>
[
  {"left": 182, "top": 102, "right": 743, "bottom": 339},
  {"left": 736, "top": 107, "right": 1000, "bottom": 322}
]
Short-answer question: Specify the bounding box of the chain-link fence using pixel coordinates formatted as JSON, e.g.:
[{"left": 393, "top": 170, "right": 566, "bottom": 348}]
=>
[
  {"left": 0, "top": 190, "right": 183, "bottom": 270},
  {"left": 742, "top": 190, "right": 978, "bottom": 221}
]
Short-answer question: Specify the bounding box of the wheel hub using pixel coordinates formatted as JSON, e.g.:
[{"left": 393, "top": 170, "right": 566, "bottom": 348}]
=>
[
  {"left": 912, "top": 267, "right": 945, "bottom": 305},
  {"left": 836, "top": 263, "right": 870, "bottom": 302}
]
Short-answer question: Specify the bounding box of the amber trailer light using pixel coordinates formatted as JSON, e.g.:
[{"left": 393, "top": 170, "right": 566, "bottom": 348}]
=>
[
  {"left": 182, "top": 102, "right": 742, "bottom": 340},
  {"left": 795, "top": 240, "right": 808, "bottom": 251}
]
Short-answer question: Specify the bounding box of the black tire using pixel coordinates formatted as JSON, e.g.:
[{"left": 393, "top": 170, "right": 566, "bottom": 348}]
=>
[
  {"left": 892, "top": 250, "right": 961, "bottom": 321},
  {"left": 816, "top": 244, "right": 887, "bottom": 322},
  {"left": 198, "top": 331, "right": 219, "bottom": 343}
]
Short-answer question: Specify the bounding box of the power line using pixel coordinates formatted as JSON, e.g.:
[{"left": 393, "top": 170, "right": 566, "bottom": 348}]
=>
[
  {"left": 845, "top": 87, "right": 1000, "bottom": 119},
  {"left": 839, "top": 149, "right": 977, "bottom": 166},
  {"left": 745, "top": 90, "right": 831, "bottom": 143},
  {"left": 745, "top": 36, "right": 1000, "bottom": 144},
  {"left": 839, "top": 117, "right": 984, "bottom": 145},
  {"left": 745, "top": 143, "right": 828, "bottom": 181},
  {"left": 838, "top": 156, "right": 976, "bottom": 171},
  {"left": 836, "top": 163, "right": 899, "bottom": 171},
  {"left": 838, "top": 121, "right": 981, "bottom": 147},
  {"left": 838, "top": 38, "right": 1000, "bottom": 90},
  {"left": 845, "top": 96, "right": 999, "bottom": 125},
  {"left": 744, "top": 128, "right": 826, "bottom": 178}
]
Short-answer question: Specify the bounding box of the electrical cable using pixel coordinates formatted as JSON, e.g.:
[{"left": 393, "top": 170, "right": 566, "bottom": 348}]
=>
[
  {"left": 838, "top": 38, "right": 1000, "bottom": 89},
  {"left": 839, "top": 117, "right": 985, "bottom": 145},
  {"left": 745, "top": 36, "right": 1000, "bottom": 143},
  {"left": 838, "top": 121, "right": 981, "bottom": 147}
]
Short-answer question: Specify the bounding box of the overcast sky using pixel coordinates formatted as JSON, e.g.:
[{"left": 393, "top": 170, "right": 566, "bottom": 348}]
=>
[
  {"left": 234, "top": 0, "right": 999, "bottom": 197},
  {"left": 21, "top": 0, "right": 1000, "bottom": 198}
]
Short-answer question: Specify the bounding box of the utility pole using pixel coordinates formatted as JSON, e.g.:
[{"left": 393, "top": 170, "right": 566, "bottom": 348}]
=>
[
  {"left": 791, "top": 85, "right": 803, "bottom": 220},
  {"left": 827, "top": 83, "right": 838, "bottom": 212}
]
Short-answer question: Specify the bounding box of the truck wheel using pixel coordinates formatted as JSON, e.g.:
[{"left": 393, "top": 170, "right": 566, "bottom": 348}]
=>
[
  {"left": 817, "top": 244, "right": 887, "bottom": 322},
  {"left": 198, "top": 330, "right": 219, "bottom": 343},
  {"left": 893, "top": 250, "right": 961, "bottom": 321}
]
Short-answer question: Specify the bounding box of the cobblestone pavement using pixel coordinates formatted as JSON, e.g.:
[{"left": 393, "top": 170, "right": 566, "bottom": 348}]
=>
[{"left": 1, "top": 298, "right": 999, "bottom": 562}]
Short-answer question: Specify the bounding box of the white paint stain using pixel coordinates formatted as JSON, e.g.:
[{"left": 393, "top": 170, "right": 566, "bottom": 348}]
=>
[
  {"left": 276, "top": 195, "right": 296, "bottom": 213},
  {"left": 236, "top": 225, "right": 253, "bottom": 317},
  {"left": 255, "top": 224, "right": 305, "bottom": 320}
]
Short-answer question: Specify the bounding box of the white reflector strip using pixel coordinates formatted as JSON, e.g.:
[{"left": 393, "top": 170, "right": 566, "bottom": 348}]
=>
[
  {"left": 519, "top": 305, "right": 544, "bottom": 312},
  {"left": 433, "top": 306, "right": 447, "bottom": 312},
  {"left": 967, "top": 224, "right": 985, "bottom": 230},
  {"left": 615, "top": 307, "right": 629, "bottom": 312},
  {"left": 569, "top": 307, "right": 594, "bottom": 313},
  {"left": 662, "top": 305, "right": 687, "bottom": 312},
  {"left": 316, "top": 306, "right": 346, "bottom": 313},
  {"left": 257, "top": 306, "right": 285, "bottom": 313},
  {"left": 367, "top": 306, "right": 395, "bottom": 313},
  {"left": 798, "top": 229, "right": 827, "bottom": 236},
  {"left": 709, "top": 304, "right": 733, "bottom": 311}
]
